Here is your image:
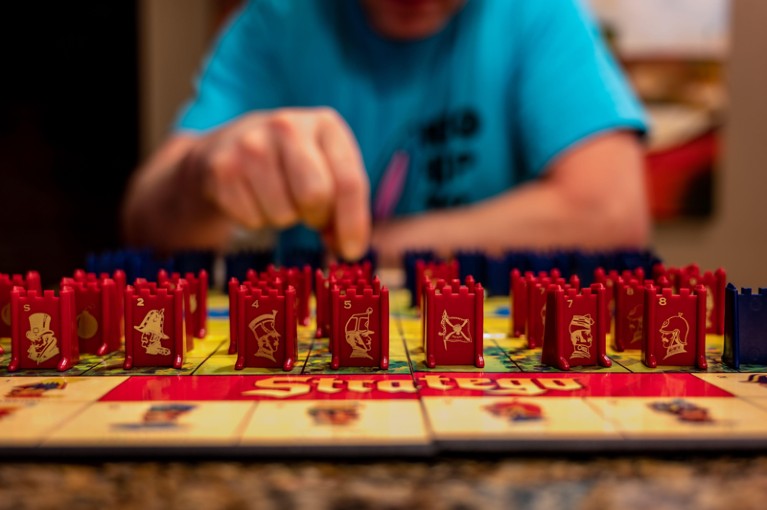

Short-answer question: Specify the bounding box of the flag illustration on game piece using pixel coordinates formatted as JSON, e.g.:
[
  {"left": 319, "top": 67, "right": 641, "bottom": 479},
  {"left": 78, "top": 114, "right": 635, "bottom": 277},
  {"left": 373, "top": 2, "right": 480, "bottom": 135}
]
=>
[{"left": 423, "top": 277, "right": 484, "bottom": 368}]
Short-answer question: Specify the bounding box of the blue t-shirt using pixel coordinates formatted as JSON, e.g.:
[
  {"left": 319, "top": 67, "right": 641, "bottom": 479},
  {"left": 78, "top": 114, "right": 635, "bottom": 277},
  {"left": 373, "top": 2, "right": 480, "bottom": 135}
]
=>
[{"left": 177, "top": 0, "right": 647, "bottom": 253}]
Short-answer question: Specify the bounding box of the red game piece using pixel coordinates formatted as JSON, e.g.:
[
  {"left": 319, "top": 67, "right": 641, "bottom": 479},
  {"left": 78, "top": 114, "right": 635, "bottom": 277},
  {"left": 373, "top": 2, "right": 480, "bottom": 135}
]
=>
[
  {"left": 643, "top": 284, "right": 707, "bottom": 370},
  {"left": 245, "top": 265, "right": 311, "bottom": 326},
  {"left": 61, "top": 276, "right": 120, "bottom": 355},
  {"left": 612, "top": 278, "right": 648, "bottom": 351},
  {"left": 509, "top": 269, "right": 561, "bottom": 338},
  {"left": 0, "top": 271, "right": 42, "bottom": 342},
  {"left": 678, "top": 268, "right": 726, "bottom": 335},
  {"left": 415, "top": 259, "right": 459, "bottom": 310},
  {"left": 124, "top": 282, "right": 185, "bottom": 370},
  {"left": 594, "top": 267, "right": 645, "bottom": 335},
  {"left": 330, "top": 279, "right": 389, "bottom": 370},
  {"left": 8, "top": 286, "right": 79, "bottom": 372},
  {"left": 159, "top": 269, "right": 209, "bottom": 345},
  {"left": 423, "top": 277, "right": 484, "bottom": 368},
  {"left": 541, "top": 283, "right": 611, "bottom": 370},
  {"left": 234, "top": 285, "right": 297, "bottom": 371},
  {"left": 228, "top": 277, "right": 283, "bottom": 354},
  {"left": 315, "top": 264, "right": 371, "bottom": 338},
  {"left": 526, "top": 274, "right": 580, "bottom": 349}
]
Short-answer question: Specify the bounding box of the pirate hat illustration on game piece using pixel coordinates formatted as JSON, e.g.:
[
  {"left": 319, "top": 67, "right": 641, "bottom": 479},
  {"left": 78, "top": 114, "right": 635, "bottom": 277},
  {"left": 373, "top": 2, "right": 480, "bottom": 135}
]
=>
[{"left": 134, "top": 309, "right": 170, "bottom": 339}]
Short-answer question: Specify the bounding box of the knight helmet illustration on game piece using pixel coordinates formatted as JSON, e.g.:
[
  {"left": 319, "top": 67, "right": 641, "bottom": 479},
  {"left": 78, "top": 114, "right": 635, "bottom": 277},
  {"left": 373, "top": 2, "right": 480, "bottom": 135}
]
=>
[
  {"left": 569, "top": 314, "right": 595, "bottom": 360},
  {"left": 345, "top": 307, "right": 374, "bottom": 359},
  {"left": 439, "top": 309, "right": 471, "bottom": 351},
  {"left": 249, "top": 310, "right": 280, "bottom": 362},
  {"left": 134, "top": 309, "right": 171, "bottom": 356},
  {"left": 25, "top": 312, "right": 60, "bottom": 364},
  {"left": 660, "top": 312, "right": 689, "bottom": 360}
]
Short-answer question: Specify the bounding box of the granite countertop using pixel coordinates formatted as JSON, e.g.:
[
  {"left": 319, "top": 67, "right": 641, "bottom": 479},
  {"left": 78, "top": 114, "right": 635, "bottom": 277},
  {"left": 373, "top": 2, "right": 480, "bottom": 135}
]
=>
[{"left": 2, "top": 455, "right": 766, "bottom": 510}]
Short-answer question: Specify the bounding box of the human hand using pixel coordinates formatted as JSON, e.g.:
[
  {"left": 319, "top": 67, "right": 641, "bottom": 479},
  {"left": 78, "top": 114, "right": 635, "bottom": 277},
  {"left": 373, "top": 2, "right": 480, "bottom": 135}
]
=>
[{"left": 186, "top": 107, "right": 371, "bottom": 259}]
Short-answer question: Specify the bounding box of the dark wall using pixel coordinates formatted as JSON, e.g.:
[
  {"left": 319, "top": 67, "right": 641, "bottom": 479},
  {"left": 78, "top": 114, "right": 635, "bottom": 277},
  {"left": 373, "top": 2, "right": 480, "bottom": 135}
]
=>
[{"left": 0, "top": 2, "right": 139, "bottom": 286}]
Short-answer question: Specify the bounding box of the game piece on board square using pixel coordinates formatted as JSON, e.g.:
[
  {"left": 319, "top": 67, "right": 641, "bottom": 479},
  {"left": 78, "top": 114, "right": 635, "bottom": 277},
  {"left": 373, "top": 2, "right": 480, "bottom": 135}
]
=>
[
  {"left": 228, "top": 277, "right": 285, "bottom": 355},
  {"left": 612, "top": 278, "right": 647, "bottom": 352},
  {"left": 643, "top": 284, "right": 707, "bottom": 370},
  {"left": 594, "top": 267, "right": 646, "bottom": 337},
  {"left": 509, "top": 269, "right": 561, "bottom": 339},
  {"left": 61, "top": 276, "right": 120, "bottom": 356},
  {"left": 678, "top": 267, "right": 726, "bottom": 335},
  {"left": 423, "top": 277, "right": 484, "bottom": 368},
  {"left": 248, "top": 265, "right": 312, "bottom": 326},
  {"left": 403, "top": 250, "right": 436, "bottom": 307},
  {"left": 415, "top": 259, "right": 459, "bottom": 310},
  {"left": 314, "top": 264, "right": 372, "bottom": 339},
  {"left": 330, "top": 279, "right": 389, "bottom": 370},
  {"left": 526, "top": 274, "right": 580, "bottom": 349},
  {"left": 541, "top": 283, "right": 611, "bottom": 371},
  {"left": 8, "top": 287, "right": 79, "bottom": 372},
  {"left": 124, "top": 282, "right": 185, "bottom": 370},
  {"left": 158, "top": 269, "right": 209, "bottom": 340},
  {"left": 723, "top": 284, "right": 767, "bottom": 369},
  {"left": 0, "top": 271, "right": 42, "bottom": 340},
  {"left": 234, "top": 285, "right": 297, "bottom": 371}
]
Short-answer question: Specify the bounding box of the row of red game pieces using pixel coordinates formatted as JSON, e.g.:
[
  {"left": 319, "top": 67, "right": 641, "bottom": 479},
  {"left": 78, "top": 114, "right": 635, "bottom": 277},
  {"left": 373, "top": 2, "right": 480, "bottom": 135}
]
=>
[{"left": 0, "top": 261, "right": 729, "bottom": 373}]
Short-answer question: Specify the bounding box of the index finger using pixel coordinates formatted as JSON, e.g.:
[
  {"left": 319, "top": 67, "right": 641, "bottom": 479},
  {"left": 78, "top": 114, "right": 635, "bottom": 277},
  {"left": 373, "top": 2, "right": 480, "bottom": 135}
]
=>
[{"left": 316, "top": 111, "right": 371, "bottom": 260}]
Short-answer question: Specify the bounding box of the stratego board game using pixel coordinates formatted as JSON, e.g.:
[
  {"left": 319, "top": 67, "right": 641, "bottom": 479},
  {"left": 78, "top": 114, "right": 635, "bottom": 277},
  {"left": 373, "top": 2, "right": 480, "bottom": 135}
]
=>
[{"left": 1, "top": 249, "right": 767, "bottom": 458}]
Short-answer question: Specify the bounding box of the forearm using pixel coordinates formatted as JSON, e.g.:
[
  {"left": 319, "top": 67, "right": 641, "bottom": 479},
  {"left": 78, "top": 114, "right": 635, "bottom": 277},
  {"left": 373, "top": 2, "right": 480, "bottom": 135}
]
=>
[
  {"left": 121, "top": 135, "right": 235, "bottom": 252},
  {"left": 371, "top": 132, "right": 650, "bottom": 266}
]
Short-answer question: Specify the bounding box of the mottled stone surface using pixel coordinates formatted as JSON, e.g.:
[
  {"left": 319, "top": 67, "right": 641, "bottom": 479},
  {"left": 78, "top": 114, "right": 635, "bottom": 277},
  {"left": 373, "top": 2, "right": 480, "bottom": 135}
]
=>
[{"left": 1, "top": 456, "right": 767, "bottom": 510}]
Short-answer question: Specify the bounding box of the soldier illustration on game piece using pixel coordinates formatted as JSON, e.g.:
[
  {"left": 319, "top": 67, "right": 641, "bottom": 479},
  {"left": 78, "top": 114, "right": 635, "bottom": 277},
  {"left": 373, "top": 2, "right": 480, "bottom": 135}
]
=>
[
  {"left": 249, "top": 310, "right": 280, "bottom": 363},
  {"left": 569, "top": 314, "right": 595, "bottom": 360},
  {"left": 134, "top": 309, "right": 171, "bottom": 356},
  {"left": 439, "top": 310, "right": 471, "bottom": 350},
  {"left": 26, "top": 312, "right": 60, "bottom": 365},
  {"left": 345, "top": 307, "right": 374, "bottom": 360},
  {"left": 660, "top": 313, "right": 690, "bottom": 360}
]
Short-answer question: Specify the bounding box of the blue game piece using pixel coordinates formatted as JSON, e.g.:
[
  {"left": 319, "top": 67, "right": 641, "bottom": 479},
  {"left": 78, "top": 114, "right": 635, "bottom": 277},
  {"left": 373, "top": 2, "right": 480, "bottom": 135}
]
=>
[{"left": 723, "top": 284, "right": 767, "bottom": 369}]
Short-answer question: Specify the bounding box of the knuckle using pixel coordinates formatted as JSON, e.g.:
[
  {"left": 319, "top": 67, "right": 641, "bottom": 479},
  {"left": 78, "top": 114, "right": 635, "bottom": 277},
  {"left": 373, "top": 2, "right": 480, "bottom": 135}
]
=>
[
  {"left": 238, "top": 131, "right": 271, "bottom": 162},
  {"left": 267, "top": 111, "right": 300, "bottom": 140}
]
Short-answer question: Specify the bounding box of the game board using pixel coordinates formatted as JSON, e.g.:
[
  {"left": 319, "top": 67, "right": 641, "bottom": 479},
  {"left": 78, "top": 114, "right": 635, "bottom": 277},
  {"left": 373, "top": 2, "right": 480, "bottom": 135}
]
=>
[{"left": 2, "top": 278, "right": 767, "bottom": 458}]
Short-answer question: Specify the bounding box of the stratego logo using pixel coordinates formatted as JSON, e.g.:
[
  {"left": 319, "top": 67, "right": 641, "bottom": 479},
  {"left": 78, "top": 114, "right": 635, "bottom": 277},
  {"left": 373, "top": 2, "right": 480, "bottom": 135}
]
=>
[{"left": 240, "top": 375, "right": 585, "bottom": 399}]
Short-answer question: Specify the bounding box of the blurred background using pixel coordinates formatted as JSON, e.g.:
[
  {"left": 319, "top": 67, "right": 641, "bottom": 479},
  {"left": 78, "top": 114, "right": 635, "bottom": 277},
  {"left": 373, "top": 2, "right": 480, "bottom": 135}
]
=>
[{"left": 1, "top": 0, "right": 765, "bottom": 286}]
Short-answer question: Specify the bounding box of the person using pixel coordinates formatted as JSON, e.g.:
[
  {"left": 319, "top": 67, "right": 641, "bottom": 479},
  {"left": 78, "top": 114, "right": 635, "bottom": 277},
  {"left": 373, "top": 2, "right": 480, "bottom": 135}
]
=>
[{"left": 122, "top": 0, "right": 650, "bottom": 266}]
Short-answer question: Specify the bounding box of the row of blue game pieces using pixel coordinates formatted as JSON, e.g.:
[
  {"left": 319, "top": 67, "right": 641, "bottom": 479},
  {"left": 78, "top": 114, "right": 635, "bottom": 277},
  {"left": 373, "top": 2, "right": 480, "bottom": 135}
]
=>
[{"left": 87, "top": 247, "right": 661, "bottom": 297}]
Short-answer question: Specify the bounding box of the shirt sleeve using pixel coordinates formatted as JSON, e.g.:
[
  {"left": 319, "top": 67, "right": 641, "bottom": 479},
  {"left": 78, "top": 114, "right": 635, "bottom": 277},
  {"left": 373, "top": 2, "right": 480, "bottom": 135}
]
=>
[
  {"left": 515, "top": 0, "right": 648, "bottom": 176},
  {"left": 175, "top": 0, "right": 284, "bottom": 132}
]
